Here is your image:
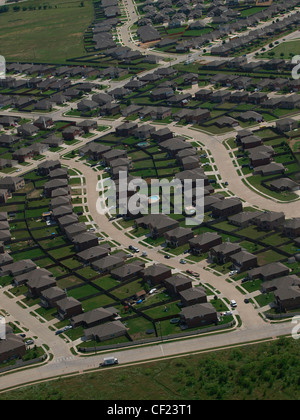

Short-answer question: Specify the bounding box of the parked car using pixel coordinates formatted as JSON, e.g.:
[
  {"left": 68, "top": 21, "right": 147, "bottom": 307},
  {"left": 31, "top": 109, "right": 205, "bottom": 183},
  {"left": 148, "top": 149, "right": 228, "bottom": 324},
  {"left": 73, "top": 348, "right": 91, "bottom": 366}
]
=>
[
  {"left": 63, "top": 326, "right": 73, "bottom": 332},
  {"left": 149, "top": 288, "right": 157, "bottom": 295},
  {"left": 230, "top": 300, "right": 237, "bottom": 308},
  {"left": 186, "top": 270, "right": 199, "bottom": 278},
  {"left": 229, "top": 270, "right": 238, "bottom": 276},
  {"left": 100, "top": 357, "right": 119, "bottom": 367}
]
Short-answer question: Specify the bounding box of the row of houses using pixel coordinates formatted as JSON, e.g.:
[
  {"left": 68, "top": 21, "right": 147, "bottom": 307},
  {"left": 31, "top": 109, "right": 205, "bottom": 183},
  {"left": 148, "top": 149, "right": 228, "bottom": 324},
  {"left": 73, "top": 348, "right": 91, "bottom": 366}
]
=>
[
  {"left": 211, "top": 10, "right": 300, "bottom": 56},
  {"left": 137, "top": 0, "right": 299, "bottom": 52},
  {"left": 0, "top": 118, "right": 98, "bottom": 165},
  {"left": 235, "top": 126, "right": 300, "bottom": 184}
]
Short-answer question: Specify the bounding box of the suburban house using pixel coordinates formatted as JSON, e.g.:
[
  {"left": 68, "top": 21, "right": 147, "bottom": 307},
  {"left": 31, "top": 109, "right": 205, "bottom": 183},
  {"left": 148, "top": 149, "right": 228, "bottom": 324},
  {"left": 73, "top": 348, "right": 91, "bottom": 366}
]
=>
[
  {"left": 274, "top": 285, "right": 300, "bottom": 312},
  {"left": 240, "top": 135, "right": 263, "bottom": 150},
  {"left": 17, "top": 123, "right": 39, "bottom": 137},
  {"left": 92, "top": 253, "right": 127, "bottom": 274},
  {"left": 57, "top": 297, "right": 83, "bottom": 320},
  {"left": 116, "top": 122, "right": 138, "bottom": 137},
  {"left": 0, "top": 177, "right": 25, "bottom": 193},
  {"left": 142, "top": 264, "right": 172, "bottom": 286},
  {"left": 42, "top": 135, "right": 64, "bottom": 148},
  {"left": 164, "top": 227, "right": 194, "bottom": 248},
  {"left": 137, "top": 214, "right": 179, "bottom": 239},
  {"left": 276, "top": 118, "right": 298, "bottom": 133},
  {"left": 230, "top": 250, "right": 258, "bottom": 273},
  {"left": 228, "top": 211, "right": 261, "bottom": 228},
  {"left": 40, "top": 287, "right": 67, "bottom": 309},
  {"left": 0, "top": 260, "right": 37, "bottom": 277},
  {"left": 254, "top": 211, "right": 285, "bottom": 231},
  {"left": 27, "top": 275, "right": 57, "bottom": 298},
  {"left": 38, "top": 160, "right": 61, "bottom": 176},
  {"left": 71, "top": 307, "right": 119, "bottom": 329},
  {"left": 58, "top": 214, "right": 79, "bottom": 230},
  {"left": 179, "top": 287, "right": 207, "bottom": 307},
  {"left": 72, "top": 233, "right": 99, "bottom": 252},
  {"left": 209, "top": 242, "right": 242, "bottom": 264},
  {"left": 44, "top": 179, "right": 69, "bottom": 197},
  {"left": 189, "top": 232, "right": 222, "bottom": 255},
  {"left": 13, "top": 268, "right": 53, "bottom": 287},
  {"left": 180, "top": 303, "right": 218, "bottom": 328},
  {"left": 84, "top": 320, "right": 127, "bottom": 343},
  {"left": 65, "top": 223, "right": 87, "bottom": 241},
  {"left": 283, "top": 218, "right": 300, "bottom": 238},
  {"left": 33, "top": 116, "right": 53, "bottom": 129},
  {"left": 253, "top": 162, "right": 285, "bottom": 177},
  {"left": 110, "top": 261, "right": 145, "bottom": 281},
  {"left": 261, "top": 275, "right": 300, "bottom": 294},
  {"left": 77, "top": 120, "right": 98, "bottom": 134},
  {"left": 62, "top": 126, "right": 84, "bottom": 141},
  {"left": 269, "top": 178, "right": 300, "bottom": 193},
  {"left": 211, "top": 198, "right": 243, "bottom": 218},
  {"left": 0, "top": 326, "right": 26, "bottom": 364},
  {"left": 76, "top": 245, "right": 111, "bottom": 264},
  {"left": 164, "top": 275, "right": 192, "bottom": 296},
  {"left": 248, "top": 262, "right": 290, "bottom": 282}
]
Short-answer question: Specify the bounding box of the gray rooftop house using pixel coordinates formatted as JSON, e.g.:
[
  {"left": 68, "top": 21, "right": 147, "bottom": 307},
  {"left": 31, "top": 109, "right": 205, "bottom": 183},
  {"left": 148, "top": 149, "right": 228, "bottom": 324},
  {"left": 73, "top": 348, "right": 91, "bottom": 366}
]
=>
[
  {"left": 228, "top": 211, "right": 262, "bottom": 228},
  {"left": 248, "top": 262, "right": 290, "bottom": 282},
  {"left": 137, "top": 25, "right": 161, "bottom": 43},
  {"left": 71, "top": 307, "right": 119, "bottom": 329},
  {"left": 84, "top": 320, "right": 127, "bottom": 342}
]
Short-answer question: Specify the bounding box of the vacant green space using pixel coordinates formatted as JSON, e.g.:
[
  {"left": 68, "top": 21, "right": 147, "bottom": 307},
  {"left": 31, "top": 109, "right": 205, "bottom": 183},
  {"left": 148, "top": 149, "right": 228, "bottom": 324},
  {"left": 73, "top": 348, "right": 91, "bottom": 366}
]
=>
[
  {"left": 1, "top": 337, "right": 299, "bottom": 400},
  {"left": 0, "top": 0, "right": 93, "bottom": 63},
  {"left": 260, "top": 39, "right": 300, "bottom": 59}
]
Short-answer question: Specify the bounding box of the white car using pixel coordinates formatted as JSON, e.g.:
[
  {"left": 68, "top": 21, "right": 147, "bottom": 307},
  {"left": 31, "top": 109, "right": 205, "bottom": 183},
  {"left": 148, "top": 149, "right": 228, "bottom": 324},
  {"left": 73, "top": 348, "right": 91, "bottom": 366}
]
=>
[
  {"left": 63, "top": 326, "right": 73, "bottom": 332},
  {"left": 230, "top": 300, "right": 237, "bottom": 308},
  {"left": 229, "top": 270, "right": 238, "bottom": 276},
  {"left": 149, "top": 288, "right": 157, "bottom": 295}
]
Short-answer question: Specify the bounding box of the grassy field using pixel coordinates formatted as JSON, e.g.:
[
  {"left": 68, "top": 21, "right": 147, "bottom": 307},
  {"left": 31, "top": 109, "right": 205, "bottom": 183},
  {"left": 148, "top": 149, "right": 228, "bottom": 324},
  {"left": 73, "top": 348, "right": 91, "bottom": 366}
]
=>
[
  {"left": 1, "top": 337, "right": 299, "bottom": 400},
  {"left": 0, "top": 0, "right": 94, "bottom": 63},
  {"left": 260, "top": 39, "right": 300, "bottom": 59}
]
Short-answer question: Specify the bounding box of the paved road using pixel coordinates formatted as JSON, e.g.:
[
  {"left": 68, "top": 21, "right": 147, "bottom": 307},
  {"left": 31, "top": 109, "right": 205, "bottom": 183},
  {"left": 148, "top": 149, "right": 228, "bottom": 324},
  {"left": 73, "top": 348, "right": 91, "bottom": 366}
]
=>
[{"left": 0, "top": 313, "right": 293, "bottom": 392}]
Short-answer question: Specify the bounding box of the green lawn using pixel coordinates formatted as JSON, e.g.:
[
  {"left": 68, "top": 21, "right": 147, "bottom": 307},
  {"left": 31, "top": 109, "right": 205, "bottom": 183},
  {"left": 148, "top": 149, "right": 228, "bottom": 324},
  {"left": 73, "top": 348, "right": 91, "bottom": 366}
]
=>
[
  {"left": 81, "top": 294, "right": 117, "bottom": 312},
  {"left": 260, "top": 39, "right": 300, "bottom": 59},
  {"left": 254, "top": 292, "right": 275, "bottom": 308},
  {"left": 0, "top": 0, "right": 93, "bottom": 64}
]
